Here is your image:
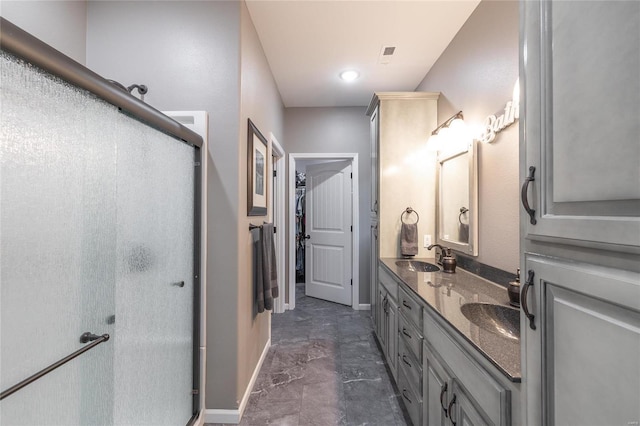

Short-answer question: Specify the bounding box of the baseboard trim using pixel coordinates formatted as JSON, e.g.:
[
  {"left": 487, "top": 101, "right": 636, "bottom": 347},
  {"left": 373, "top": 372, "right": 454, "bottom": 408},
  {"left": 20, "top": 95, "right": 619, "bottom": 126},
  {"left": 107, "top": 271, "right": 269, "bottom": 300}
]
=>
[
  {"left": 203, "top": 338, "right": 271, "bottom": 424},
  {"left": 358, "top": 303, "right": 371, "bottom": 310},
  {"left": 204, "top": 409, "right": 238, "bottom": 424}
]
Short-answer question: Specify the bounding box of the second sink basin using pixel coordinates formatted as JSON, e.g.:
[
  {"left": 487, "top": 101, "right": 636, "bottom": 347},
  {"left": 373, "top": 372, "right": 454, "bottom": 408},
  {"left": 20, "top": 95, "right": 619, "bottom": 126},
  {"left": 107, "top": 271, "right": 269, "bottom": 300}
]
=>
[
  {"left": 460, "top": 303, "right": 520, "bottom": 341},
  {"left": 395, "top": 260, "right": 440, "bottom": 273}
]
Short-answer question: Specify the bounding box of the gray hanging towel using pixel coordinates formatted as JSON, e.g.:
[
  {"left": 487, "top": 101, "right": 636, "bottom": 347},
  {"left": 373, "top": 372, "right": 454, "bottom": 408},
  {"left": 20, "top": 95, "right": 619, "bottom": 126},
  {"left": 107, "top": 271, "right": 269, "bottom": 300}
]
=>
[
  {"left": 255, "top": 235, "right": 266, "bottom": 313},
  {"left": 401, "top": 222, "right": 418, "bottom": 256},
  {"left": 261, "top": 223, "right": 278, "bottom": 312}
]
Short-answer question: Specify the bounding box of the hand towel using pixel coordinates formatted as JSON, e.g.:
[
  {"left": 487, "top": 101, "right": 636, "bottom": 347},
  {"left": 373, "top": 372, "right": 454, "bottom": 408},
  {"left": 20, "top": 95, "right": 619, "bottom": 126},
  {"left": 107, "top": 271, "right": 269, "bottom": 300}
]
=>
[
  {"left": 458, "top": 222, "right": 469, "bottom": 244},
  {"left": 260, "top": 223, "right": 278, "bottom": 312},
  {"left": 255, "top": 236, "right": 266, "bottom": 313},
  {"left": 400, "top": 222, "right": 418, "bottom": 256}
]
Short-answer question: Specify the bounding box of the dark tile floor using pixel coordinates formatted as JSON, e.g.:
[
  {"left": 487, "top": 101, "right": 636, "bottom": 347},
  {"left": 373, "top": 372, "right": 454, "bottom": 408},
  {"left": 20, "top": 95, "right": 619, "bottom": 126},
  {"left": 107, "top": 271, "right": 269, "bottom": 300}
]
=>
[{"left": 207, "top": 284, "right": 408, "bottom": 426}]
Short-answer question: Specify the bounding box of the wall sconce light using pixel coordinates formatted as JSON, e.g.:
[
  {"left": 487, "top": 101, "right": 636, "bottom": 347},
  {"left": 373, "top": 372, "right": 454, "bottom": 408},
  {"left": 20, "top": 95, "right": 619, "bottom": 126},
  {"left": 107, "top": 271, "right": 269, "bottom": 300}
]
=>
[{"left": 427, "top": 111, "right": 469, "bottom": 152}]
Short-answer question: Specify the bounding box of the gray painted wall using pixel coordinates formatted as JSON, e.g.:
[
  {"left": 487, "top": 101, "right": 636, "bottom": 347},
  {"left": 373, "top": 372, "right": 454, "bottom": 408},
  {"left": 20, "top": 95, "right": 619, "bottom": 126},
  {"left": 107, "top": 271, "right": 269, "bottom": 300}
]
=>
[
  {"left": 236, "top": 0, "right": 285, "bottom": 406},
  {"left": 416, "top": 0, "right": 519, "bottom": 274},
  {"left": 283, "top": 107, "right": 371, "bottom": 304},
  {"left": 0, "top": 0, "right": 87, "bottom": 64}
]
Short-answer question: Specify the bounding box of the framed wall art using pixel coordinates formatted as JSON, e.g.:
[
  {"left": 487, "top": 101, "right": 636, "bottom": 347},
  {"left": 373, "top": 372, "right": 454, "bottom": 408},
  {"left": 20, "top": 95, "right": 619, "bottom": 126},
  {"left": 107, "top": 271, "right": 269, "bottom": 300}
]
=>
[{"left": 247, "top": 119, "right": 268, "bottom": 216}]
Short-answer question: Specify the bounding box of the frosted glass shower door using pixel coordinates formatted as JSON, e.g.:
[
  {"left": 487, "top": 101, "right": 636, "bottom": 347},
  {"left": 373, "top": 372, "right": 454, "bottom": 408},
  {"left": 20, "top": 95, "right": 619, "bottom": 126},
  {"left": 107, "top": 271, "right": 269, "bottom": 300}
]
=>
[
  {"left": 112, "top": 115, "right": 195, "bottom": 425},
  {"left": 1, "top": 53, "right": 117, "bottom": 425},
  {"left": 2, "top": 50, "right": 197, "bottom": 425}
]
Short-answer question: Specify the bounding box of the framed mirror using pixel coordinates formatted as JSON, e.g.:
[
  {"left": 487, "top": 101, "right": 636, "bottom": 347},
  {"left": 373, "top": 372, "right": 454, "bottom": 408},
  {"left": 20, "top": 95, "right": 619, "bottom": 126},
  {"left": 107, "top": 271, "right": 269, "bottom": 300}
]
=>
[{"left": 436, "top": 140, "right": 478, "bottom": 255}]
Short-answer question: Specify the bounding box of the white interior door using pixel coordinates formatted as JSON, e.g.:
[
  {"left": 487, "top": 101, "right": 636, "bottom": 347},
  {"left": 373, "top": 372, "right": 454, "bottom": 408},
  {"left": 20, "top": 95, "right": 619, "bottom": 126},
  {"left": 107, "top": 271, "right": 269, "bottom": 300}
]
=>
[{"left": 305, "top": 160, "right": 352, "bottom": 306}]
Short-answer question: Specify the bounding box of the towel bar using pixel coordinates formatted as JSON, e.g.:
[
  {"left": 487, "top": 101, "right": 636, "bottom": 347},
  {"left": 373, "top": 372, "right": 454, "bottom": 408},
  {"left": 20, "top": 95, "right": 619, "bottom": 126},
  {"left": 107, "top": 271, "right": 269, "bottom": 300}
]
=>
[{"left": 249, "top": 223, "right": 276, "bottom": 233}]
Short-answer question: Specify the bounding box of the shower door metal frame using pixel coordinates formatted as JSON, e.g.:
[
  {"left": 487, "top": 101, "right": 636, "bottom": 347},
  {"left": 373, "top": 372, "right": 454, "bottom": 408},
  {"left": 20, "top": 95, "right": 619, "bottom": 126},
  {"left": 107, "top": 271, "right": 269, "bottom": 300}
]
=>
[{"left": 0, "top": 17, "right": 203, "bottom": 425}]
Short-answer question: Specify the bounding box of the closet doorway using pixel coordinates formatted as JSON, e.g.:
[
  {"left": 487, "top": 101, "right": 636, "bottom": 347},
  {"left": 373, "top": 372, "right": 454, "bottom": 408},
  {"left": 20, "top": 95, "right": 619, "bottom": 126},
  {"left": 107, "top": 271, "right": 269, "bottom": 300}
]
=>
[{"left": 288, "top": 153, "right": 360, "bottom": 310}]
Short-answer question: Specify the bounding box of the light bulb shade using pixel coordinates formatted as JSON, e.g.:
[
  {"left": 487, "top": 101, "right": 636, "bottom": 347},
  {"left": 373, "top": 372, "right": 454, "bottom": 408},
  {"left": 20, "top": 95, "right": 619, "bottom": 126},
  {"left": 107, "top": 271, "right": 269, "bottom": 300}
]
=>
[
  {"left": 448, "top": 117, "right": 466, "bottom": 132},
  {"left": 438, "top": 127, "right": 452, "bottom": 145},
  {"left": 449, "top": 118, "right": 472, "bottom": 146},
  {"left": 427, "top": 133, "right": 441, "bottom": 151}
]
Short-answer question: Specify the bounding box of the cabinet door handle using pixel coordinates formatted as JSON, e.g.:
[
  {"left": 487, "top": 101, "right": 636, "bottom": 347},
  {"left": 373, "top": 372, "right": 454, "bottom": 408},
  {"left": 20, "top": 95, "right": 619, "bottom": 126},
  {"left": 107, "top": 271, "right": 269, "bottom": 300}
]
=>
[
  {"left": 402, "top": 300, "right": 412, "bottom": 310},
  {"left": 439, "top": 382, "right": 448, "bottom": 417},
  {"left": 402, "top": 328, "right": 412, "bottom": 339},
  {"left": 402, "top": 355, "right": 412, "bottom": 368},
  {"left": 521, "top": 166, "right": 537, "bottom": 225},
  {"left": 374, "top": 200, "right": 378, "bottom": 213},
  {"left": 402, "top": 389, "right": 412, "bottom": 404},
  {"left": 521, "top": 269, "right": 536, "bottom": 330},
  {"left": 448, "top": 394, "right": 457, "bottom": 426}
]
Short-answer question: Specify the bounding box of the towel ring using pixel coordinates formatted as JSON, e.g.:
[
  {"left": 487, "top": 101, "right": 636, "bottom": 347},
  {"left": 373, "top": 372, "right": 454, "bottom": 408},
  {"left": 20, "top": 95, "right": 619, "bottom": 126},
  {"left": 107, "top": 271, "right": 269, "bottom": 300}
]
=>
[
  {"left": 401, "top": 207, "right": 419, "bottom": 224},
  {"left": 459, "top": 207, "right": 469, "bottom": 225}
]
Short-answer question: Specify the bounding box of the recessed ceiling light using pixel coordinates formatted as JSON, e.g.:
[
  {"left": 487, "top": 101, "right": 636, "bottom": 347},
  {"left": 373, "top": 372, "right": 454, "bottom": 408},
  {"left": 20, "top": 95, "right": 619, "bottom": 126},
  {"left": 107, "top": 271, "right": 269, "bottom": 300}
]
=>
[{"left": 339, "top": 70, "right": 359, "bottom": 82}]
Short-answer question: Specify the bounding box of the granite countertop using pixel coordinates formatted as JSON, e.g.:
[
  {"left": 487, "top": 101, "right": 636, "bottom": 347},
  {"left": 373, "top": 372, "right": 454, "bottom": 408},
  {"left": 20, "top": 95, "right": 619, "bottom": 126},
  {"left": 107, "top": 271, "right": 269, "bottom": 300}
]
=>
[{"left": 380, "top": 257, "right": 521, "bottom": 382}]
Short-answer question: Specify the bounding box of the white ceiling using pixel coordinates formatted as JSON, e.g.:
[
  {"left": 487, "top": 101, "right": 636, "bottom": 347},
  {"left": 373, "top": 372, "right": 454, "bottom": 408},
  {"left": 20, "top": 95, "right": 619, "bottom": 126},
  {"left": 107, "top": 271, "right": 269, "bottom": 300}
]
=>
[{"left": 246, "top": 0, "right": 481, "bottom": 108}]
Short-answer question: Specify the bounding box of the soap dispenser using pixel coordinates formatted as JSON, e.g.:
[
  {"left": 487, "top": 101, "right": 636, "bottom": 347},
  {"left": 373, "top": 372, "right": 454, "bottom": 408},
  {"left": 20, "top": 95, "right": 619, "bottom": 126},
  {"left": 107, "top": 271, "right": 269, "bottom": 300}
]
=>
[
  {"left": 508, "top": 268, "right": 521, "bottom": 307},
  {"left": 441, "top": 249, "right": 457, "bottom": 274}
]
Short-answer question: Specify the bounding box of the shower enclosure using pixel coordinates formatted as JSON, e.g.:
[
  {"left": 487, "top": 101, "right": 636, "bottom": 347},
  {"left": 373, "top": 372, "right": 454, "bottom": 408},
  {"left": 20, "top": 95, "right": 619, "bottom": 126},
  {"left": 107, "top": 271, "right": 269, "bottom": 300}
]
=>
[{"left": 0, "top": 19, "right": 202, "bottom": 425}]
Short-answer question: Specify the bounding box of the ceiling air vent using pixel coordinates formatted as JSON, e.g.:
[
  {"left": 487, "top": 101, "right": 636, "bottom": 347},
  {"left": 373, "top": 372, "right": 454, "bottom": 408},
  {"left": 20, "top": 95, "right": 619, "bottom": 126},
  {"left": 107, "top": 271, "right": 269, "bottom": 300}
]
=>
[{"left": 379, "top": 46, "right": 396, "bottom": 64}]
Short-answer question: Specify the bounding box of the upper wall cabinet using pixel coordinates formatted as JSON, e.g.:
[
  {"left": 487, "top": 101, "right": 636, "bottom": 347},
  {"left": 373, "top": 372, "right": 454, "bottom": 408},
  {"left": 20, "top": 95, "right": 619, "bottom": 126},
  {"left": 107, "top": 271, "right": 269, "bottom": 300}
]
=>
[
  {"left": 367, "top": 92, "right": 439, "bottom": 259},
  {"left": 521, "top": 0, "right": 640, "bottom": 253},
  {"left": 521, "top": 1, "right": 640, "bottom": 425}
]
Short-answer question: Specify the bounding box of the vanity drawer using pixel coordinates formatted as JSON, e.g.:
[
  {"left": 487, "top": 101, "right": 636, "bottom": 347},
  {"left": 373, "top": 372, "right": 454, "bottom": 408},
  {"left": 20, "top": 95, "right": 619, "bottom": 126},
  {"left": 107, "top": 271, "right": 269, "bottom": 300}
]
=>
[
  {"left": 399, "top": 312, "right": 423, "bottom": 362},
  {"left": 398, "top": 336, "right": 422, "bottom": 395},
  {"left": 378, "top": 265, "right": 398, "bottom": 300},
  {"left": 398, "top": 363, "right": 422, "bottom": 426},
  {"left": 398, "top": 286, "right": 423, "bottom": 329}
]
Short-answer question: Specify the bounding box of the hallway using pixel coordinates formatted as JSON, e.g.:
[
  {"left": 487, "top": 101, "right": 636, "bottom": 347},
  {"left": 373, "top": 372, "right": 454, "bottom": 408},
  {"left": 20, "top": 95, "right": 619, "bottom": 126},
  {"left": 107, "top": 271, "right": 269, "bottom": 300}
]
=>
[{"left": 209, "top": 284, "right": 408, "bottom": 425}]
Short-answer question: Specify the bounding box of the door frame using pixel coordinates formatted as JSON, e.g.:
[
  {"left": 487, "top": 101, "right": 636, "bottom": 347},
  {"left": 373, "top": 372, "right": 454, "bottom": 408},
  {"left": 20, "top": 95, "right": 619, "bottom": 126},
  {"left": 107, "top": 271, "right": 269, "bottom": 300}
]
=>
[
  {"left": 270, "top": 134, "right": 286, "bottom": 314},
  {"left": 287, "top": 153, "right": 360, "bottom": 310}
]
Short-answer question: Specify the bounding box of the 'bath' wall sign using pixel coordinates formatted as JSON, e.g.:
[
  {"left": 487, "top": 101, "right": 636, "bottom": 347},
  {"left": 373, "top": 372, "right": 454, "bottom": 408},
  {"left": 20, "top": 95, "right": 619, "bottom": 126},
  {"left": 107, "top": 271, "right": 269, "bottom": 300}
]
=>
[{"left": 478, "top": 97, "right": 519, "bottom": 143}]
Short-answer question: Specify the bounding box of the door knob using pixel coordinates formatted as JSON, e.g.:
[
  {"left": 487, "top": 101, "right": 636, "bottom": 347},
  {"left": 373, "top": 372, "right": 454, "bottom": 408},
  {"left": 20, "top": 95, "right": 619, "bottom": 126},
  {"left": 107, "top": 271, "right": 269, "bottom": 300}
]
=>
[{"left": 304, "top": 235, "right": 311, "bottom": 240}]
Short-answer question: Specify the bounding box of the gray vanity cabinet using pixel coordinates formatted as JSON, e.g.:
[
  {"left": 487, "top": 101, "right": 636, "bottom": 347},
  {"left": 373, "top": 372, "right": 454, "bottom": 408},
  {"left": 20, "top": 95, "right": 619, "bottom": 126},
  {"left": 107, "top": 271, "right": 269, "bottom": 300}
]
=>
[
  {"left": 521, "top": 255, "right": 640, "bottom": 426},
  {"left": 369, "top": 104, "right": 379, "bottom": 216},
  {"left": 423, "top": 308, "right": 511, "bottom": 426},
  {"left": 371, "top": 222, "right": 379, "bottom": 335},
  {"left": 367, "top": 92, "right": 438, "bottom": 367},
  {"left": 520, "top": 1, "right": 640, "bottom": 424},
  {"left": 450, "top": 381, "right": 488, "bottom": 426},
  {"left": 377, "top": 266, "right": 398, "bottom": 380},
  {"left": 386, "top": 296, "right": 398, "bottom": 380},
  {"left": 397, "top": 286, "right": 425, "bottom": 426},
  {"left": 423, "top": 342, "right": 451, "bottom": 426}
]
